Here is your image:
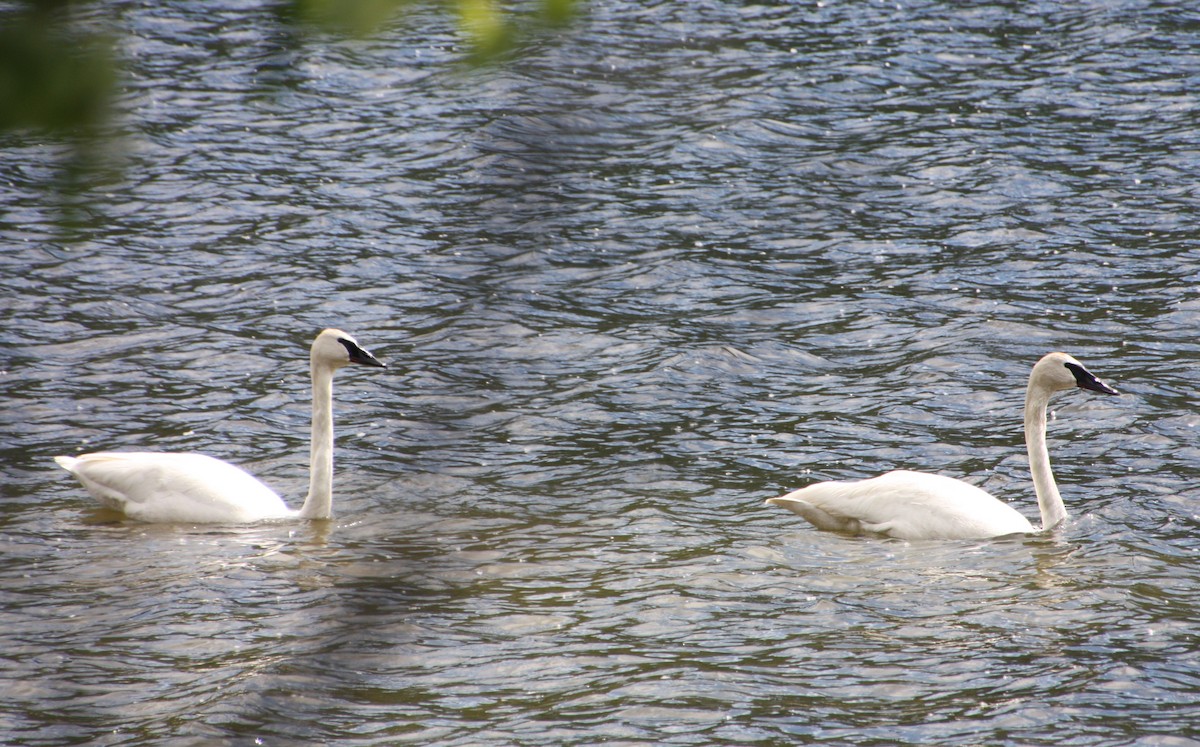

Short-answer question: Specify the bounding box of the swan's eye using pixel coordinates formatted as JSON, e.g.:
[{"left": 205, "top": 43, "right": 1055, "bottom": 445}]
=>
[
  {"left": 337, "top": 337, "right": 385, "bottom": 368},
  {"left": 1064, "top": 361, "right": 1089, "bottom": 383},
  {"left": 1064, "top": 361, "right": 1117, "bottom": 395}
]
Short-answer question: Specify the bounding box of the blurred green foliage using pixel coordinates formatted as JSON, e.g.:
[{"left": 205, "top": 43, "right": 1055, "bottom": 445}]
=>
[
  {"left": 284, "top": 0, "right": 579, "bottom": 60},
  {"left": 0, "top": 8, "right": 115, "bottom": 133},
  {"left": 0, "top": 0, "right": 580, "bottom": 139}
]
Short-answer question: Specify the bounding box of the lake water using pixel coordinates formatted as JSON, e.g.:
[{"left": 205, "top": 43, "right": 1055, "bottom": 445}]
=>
[{"left": 3, "top": 1, "right": 1200, "bottom": 744}]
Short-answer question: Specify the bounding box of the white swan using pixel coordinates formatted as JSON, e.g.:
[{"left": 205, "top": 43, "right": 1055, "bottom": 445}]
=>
[
  {"left": 54, "top": 328, "right": 385, "bottom": 523},
  {"left": 765, "top": 352, "right": 1118, "bottom": 540}
]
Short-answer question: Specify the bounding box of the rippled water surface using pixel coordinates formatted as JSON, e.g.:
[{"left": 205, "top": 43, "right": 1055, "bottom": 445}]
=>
[{"left": 4, "top": 1, "right": 1200, "bottom": 744}]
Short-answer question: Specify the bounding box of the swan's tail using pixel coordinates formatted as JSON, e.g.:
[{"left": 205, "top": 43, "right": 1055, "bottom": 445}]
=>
[
  {"left": 765, "top": 496, "right": 864, "bottom": 534},
  {"left": 53, "top": 454, "right": 128, "bottom": 511}
]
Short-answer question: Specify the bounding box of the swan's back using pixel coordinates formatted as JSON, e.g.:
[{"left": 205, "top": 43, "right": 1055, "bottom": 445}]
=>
[
  {"left": 54, "top": 452, "right": 292, "bottom": 524},
  {"left": 766, "top": 470, "right": 1036, "bottom": 540}
]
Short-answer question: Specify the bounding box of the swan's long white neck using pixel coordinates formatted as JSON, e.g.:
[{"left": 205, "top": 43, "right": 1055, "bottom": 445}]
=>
[
  {"left": 298, "top": 358, "right": 336, "bottom": 519},
  {"left": 1024, "top": 379, "right": 1066, "bottom": 531}
]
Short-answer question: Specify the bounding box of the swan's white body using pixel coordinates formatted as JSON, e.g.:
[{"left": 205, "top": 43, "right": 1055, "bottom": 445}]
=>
[
  {"left": 54, "top": 328, "right": 384, "bottom": 524},
  {"left": 53, "top": 452, "right": 292, "bottom": 523},
  {"left": 766, "top": 352, "right": 1118, "bottom": 540}
]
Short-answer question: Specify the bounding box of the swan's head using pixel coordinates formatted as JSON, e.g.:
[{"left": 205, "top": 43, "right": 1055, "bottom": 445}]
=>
[
  {"left": 1033, "top": 352, "right": 1117, "bottom": 396},
  {"left": 312, "top": 328, "right": 386, "bottom": 370}
]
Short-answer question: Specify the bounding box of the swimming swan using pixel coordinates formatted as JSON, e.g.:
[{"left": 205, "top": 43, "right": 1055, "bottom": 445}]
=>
[
  {"left": 765, "top": 352, "right": 1118, "bottom": 540},
  {"left": 54, "top": 328, "right": 385, "bottom": 523}
]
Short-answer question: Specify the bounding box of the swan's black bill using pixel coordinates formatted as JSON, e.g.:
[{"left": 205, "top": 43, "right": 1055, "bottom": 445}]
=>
[
  {"left": 339, "top": 338, "right": 386, "bottom": 368},
  {"left": 1065, "top": 362, "right": 1117, "bottom": 395}
]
